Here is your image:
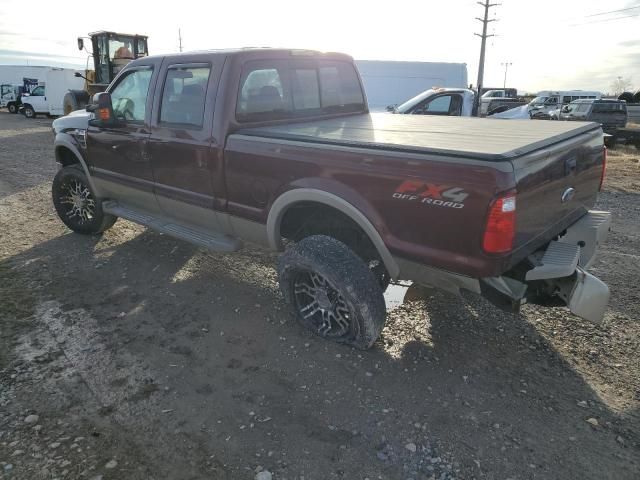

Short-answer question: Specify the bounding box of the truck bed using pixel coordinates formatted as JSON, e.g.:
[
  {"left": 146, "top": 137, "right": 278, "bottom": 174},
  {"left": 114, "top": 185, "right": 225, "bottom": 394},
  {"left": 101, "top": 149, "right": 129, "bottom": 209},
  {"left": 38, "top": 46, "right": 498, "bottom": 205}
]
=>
[{"left": 238, "top": 113, "right": 601, "bottom": 161}]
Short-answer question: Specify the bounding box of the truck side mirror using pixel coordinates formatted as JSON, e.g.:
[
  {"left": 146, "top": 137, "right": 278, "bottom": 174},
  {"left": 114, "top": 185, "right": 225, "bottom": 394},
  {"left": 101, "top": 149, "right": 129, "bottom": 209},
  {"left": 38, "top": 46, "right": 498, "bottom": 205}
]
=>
[
  {"left": 77, "top": 37, "right": 84, "bottom": 51},
  {"left": 88, "top": 92, "right": 117, "bottom": 127}
]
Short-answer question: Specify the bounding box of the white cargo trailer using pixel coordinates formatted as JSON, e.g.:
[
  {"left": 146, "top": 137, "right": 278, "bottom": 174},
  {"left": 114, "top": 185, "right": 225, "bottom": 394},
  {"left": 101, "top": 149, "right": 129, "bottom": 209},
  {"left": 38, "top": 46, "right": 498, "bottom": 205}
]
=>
[
  {"left": 355, "top": 60, "right": 468, "bottom": 111},
  {"left": 0, "top": 65, "right": 74, "bottom": 89},
  {"left": 17, "top": 68, "right": 84, "bottom": 118}
]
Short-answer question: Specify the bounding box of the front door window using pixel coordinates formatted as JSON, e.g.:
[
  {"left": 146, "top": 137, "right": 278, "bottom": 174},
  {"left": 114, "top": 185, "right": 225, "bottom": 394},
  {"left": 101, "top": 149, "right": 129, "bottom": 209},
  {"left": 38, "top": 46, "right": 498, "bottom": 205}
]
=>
[
  {"left": 109, "top": 68, "right": 153, "bottom": 122},
  {"left": 412, "top": 94, "right": 462, "bottom": 115}
]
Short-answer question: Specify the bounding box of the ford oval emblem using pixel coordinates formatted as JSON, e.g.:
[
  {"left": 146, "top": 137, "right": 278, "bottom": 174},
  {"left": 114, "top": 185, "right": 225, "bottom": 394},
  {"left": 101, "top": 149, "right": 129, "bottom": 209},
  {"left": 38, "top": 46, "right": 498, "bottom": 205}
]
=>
[{"left": 561, "top": 187, "right": 576, "bottom": 203}]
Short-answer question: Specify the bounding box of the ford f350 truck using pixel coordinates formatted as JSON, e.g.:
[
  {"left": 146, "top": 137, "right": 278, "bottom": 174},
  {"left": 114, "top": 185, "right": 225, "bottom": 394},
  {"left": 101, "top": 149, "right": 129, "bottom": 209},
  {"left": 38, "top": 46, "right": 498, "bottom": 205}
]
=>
[{"left": 51, "top": 48, "right": 611, "bottom": 349}]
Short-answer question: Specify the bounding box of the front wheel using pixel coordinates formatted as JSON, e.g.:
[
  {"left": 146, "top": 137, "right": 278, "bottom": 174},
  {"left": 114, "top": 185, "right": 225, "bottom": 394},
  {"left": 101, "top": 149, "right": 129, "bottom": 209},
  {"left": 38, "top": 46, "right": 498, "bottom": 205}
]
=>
[
  {"left": 278, "top": 235, "right": 387, "bottom": 350},
  {"left": 22, "top": 105, "right": 35, "bottom": 118},
  {"left": 8, "top": 103, "right": 18, "bottom": 114},
  {"left": 52, "top": 165, "right": 117, "bottom": 234}
]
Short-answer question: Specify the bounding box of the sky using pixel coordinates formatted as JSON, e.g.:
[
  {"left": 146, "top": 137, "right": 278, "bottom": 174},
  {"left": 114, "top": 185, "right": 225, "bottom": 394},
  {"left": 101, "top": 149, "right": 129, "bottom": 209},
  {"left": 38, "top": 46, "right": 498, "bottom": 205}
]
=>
[{"left": 1, "top": 0, "right": 639, "bottom": 94}]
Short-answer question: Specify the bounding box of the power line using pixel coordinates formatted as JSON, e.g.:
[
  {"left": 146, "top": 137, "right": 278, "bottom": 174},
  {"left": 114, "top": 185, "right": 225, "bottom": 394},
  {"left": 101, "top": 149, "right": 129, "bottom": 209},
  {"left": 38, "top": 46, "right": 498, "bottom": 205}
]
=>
[
  {"left": 585, "top": 4, "right": 640, "bottom": 18},
  {"left": 570, "top": 12, "right": 640, "bottom": 27},
  {"left": 473, "top": 0, "right": 499, "bottom": 116}
]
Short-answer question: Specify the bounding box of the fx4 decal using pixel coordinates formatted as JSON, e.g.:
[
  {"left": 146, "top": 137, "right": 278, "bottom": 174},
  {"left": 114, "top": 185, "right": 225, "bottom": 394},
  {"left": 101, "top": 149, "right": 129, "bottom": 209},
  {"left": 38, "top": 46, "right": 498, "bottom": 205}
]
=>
[{"left": 392, "top": 180, "right": 469, "bottom": 209}]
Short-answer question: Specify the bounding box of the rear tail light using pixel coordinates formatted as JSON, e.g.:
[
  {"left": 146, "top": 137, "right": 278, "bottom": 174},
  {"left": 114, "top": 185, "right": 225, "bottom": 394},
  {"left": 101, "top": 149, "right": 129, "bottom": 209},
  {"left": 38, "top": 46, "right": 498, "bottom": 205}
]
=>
[
  {"left": 483, "top": 192, "right": 517, "bottom": 254},
  {"left": 599, "top": 146, "right": 607, "bottom": 191}
]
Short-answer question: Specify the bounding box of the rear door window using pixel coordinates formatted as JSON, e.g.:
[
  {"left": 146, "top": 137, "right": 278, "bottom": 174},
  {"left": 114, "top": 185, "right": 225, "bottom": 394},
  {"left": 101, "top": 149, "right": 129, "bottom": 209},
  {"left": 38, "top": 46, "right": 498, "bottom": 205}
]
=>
[
  {"left": 237, "top": 62, "right": 291, "bottom": 121},
  {"left": 160, "top": 65, "right": 211, "bottom": 127},
  {"left": 236, "top": 59, "right": 365, "bottom": 122}
]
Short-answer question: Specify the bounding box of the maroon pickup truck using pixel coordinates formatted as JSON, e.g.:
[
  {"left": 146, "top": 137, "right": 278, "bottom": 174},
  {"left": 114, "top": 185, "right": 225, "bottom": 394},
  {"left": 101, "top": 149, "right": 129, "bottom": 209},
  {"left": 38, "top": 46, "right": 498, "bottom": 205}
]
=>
[{"left": 51, "top": 48, "right": 611, "bottom": 349}]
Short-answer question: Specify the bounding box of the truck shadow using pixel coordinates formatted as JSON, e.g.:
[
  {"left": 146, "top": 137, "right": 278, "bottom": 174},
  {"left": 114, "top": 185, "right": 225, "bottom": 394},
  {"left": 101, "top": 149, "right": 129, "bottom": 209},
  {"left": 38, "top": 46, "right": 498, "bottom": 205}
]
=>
[{"left": 2, "top": 225, "right": 638, "bottom": 480}]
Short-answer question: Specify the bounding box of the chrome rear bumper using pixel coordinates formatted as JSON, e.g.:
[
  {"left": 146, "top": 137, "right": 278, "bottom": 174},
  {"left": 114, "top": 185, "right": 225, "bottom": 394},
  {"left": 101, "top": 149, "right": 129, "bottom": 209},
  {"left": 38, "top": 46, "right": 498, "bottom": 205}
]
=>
[{"left": 526, "top": 210, "right": 611, "bottom": 324}]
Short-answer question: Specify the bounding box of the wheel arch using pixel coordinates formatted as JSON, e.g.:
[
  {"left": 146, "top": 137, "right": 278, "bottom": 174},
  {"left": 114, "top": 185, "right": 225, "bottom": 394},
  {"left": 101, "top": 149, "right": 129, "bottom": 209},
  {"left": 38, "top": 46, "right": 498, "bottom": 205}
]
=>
[
  {"left": 54, "top": 139, "right": 99, "bottom": 195},
  {"left": 267, "top": 188, "right": 400, "bottom": 279}
]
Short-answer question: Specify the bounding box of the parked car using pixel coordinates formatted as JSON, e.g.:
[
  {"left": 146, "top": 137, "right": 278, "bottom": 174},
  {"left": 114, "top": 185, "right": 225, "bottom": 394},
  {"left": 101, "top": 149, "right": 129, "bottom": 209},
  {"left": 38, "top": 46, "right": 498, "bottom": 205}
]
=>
[
  {"left": 50, "top": 48, "right": 611, "bottom": 349},
  {"left": 529, "top": 90, "right": 602, "bottom": 119},
  {"left": 558, "top": 99, "right": 640, "bottom": 148},
  {"left": 558, "top": 99, "right": 627, "bottom": 131},
  {"left": 390, "top": 87, "right": 524, "bottom": 117},
  {"left": 481, "top": 89, "right": 516, "bottom": 99}
]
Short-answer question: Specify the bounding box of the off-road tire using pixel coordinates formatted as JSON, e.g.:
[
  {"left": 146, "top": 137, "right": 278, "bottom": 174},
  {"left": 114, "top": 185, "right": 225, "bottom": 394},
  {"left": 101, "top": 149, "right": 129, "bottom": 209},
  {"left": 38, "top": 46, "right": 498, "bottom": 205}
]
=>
[
  {"left": 22, "top": 105, "right": 36, "bottom": 118},
  {"left": 8, "top": 103, "right": 18, "bottom": 114},
  {"left": 278, "top": 235, "right": 386, "bottom": 350},
  {"left": 52, "top": 165, "right": 117, "bottom": 234}
]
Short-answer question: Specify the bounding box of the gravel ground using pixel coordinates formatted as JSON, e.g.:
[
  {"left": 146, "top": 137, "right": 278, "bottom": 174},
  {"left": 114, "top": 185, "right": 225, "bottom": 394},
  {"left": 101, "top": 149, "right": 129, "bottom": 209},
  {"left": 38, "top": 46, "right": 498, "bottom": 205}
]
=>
[{"left": 0, "top": 111, "right": 638, "bottom": 480}]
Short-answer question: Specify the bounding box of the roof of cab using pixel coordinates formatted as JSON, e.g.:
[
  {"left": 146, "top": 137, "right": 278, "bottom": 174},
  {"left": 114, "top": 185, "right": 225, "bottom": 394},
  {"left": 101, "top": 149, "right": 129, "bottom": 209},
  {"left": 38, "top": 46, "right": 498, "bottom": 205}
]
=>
[{"left": 132, "top": 47, "right": 354, "bottom": 64}]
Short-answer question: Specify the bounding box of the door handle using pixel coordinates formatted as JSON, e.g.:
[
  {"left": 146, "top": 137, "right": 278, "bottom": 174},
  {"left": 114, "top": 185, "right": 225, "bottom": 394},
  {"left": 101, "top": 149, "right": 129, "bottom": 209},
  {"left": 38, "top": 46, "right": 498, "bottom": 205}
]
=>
[{"left": 564, "top": 157, "right": 577, "bottom": 176}]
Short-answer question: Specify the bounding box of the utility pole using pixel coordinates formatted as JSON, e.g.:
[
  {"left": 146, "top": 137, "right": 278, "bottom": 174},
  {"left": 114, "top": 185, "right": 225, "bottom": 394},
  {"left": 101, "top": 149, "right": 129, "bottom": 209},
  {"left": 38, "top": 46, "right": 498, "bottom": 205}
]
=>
[
  {"left": 474, "top": 1, "right": 499, "bottom": 115},
  {"left": 501, "top": 61, "right": 512, "bottom": 88},
  {"left": 178, "top": 28, "right": 183, "bottom": 53}
]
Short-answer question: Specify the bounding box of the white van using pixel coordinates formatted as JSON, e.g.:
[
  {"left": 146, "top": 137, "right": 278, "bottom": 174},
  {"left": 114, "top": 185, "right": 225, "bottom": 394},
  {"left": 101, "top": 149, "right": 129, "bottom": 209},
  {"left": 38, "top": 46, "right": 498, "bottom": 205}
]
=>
[
  {"left": 529, "top": 90, "right": 602, "bottom": 117},
  {"left": 19, "top": 68, "right": 84, "bottom": 118}
]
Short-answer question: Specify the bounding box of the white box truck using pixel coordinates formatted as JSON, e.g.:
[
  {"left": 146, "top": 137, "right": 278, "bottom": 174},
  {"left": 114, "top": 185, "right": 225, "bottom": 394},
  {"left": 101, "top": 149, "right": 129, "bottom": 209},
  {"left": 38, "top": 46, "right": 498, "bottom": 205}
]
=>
[
  {"left": 19, "top": 68, "right": 84, "bottom": 118},
  {"left": 0, "top": 65, "right": 57, "bottom": 87},
  {"left": 355, "top": 60, "right": 468, "bottom": 111}
]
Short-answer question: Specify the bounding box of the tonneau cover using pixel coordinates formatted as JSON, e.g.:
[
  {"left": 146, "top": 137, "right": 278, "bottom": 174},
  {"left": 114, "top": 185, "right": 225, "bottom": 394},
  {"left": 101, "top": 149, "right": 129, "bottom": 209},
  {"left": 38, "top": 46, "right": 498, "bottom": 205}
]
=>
[{"left": 237, "top": 113, "right": 601, "bottom": 161}]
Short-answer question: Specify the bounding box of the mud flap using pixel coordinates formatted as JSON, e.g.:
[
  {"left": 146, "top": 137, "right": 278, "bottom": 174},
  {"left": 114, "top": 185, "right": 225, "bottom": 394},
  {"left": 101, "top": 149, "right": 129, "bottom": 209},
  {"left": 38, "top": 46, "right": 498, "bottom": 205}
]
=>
[
  {"left": 479, "top": 276, "right": 528, "bottom": 313},
  {"left": 552, "top": 267, "right": 610, "bottom": 324}
]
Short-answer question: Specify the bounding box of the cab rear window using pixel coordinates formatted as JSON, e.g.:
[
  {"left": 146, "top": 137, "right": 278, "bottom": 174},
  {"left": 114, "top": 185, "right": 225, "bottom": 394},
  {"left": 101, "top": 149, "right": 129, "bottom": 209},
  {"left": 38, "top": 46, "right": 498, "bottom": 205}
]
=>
[
  {"left": 236, "top": 59, "right": 365, "bottom": 122},
  {"left": 592, "top": 102, "right": 626, "bottom": 113}
]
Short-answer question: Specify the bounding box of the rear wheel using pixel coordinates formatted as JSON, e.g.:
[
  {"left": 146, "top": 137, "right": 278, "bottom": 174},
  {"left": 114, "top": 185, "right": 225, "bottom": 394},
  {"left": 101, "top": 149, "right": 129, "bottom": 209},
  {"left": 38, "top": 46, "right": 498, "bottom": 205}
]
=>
[
  {"left": 22, "top": 105, "right": 35, "bottom": 118},
  {"left": 604, "top": 135, "right": 617, "bottom": 149},
  {"left": 278, "top": 235, "right": 386, "bottom": 350},
  {"left": 8, "top": 103, "right": 18, "bottom": 114},
  {"left": 52, "top": 165, "right": 117, "bottom": 234}
]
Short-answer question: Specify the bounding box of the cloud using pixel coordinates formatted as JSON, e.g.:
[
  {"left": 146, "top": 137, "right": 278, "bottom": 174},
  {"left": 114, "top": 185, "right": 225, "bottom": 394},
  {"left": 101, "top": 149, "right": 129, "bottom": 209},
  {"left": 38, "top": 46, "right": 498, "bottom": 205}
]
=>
[
  {"left": 0, "top": 30, "right": 67, "bottom": 48},
  {"left": 0, "top": 49, "right": 85, "bottom": 69},
  {"left": 618, "top": 39, "right": 640, "bottom": 48}
]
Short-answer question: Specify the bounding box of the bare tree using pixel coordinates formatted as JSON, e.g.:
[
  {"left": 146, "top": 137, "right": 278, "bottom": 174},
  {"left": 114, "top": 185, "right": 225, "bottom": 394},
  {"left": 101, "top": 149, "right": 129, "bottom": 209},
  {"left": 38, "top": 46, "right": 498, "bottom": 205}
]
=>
[{"left": 611, "top": 76, "right": 633, "bottom": 96}]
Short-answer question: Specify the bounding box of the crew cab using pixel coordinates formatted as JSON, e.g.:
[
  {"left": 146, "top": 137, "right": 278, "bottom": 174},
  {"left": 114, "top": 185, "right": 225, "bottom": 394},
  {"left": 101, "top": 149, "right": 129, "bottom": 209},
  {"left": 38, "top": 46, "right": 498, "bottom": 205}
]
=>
[{"left": 51, "top": 48, "right": 611, "bottom": 349}]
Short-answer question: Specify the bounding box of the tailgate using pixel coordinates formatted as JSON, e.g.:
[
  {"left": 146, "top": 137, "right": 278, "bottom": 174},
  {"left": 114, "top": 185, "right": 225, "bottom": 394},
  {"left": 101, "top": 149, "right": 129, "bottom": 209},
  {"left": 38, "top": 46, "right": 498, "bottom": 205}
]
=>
[
  {"left": 510, "top": 127, "right": 605, "bottom": 263},
  {"left": 591, "top": 111, "right": 627, "bottom": 130}
]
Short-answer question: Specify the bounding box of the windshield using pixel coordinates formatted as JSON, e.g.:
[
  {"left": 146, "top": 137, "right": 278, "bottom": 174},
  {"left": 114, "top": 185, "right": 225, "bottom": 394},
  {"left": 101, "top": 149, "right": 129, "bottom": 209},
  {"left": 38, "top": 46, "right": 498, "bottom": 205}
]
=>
[
  {"left": 396, "top": 89, "right": 437, "bottom": 113},
  {"left": 530, "top": 96, "right": 548, "bottom": 105},
  {"left": 110, "top": 37, "right": 135, "bottom": 60}
]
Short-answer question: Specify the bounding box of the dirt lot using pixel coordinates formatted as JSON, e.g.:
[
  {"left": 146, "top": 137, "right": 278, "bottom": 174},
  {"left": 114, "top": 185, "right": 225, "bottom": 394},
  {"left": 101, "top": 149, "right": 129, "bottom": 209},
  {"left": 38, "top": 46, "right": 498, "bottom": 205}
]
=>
[{"left": 0, "top": 111, "right": 638, "bottom": 480}]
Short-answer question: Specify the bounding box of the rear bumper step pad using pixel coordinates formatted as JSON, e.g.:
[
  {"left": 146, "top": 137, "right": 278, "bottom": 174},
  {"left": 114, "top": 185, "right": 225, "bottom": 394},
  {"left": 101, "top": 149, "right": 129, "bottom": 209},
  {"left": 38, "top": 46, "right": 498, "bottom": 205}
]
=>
[{"left": 525, "top": 241, "right": 580, "bottom": 281}]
